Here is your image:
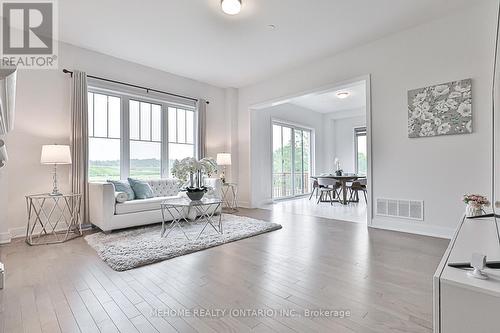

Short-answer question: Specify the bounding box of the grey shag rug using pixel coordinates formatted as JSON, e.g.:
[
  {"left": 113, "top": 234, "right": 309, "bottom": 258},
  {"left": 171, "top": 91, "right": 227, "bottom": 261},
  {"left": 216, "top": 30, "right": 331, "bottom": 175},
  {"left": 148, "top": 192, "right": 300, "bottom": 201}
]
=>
[{"left": 85, "top": 214, "right": 282, "bottom": 271}]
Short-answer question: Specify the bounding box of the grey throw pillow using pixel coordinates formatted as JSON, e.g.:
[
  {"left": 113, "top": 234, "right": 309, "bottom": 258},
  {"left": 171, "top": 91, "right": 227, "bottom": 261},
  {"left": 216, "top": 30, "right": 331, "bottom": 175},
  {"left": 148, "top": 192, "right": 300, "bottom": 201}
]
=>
[{"left": 128, "top": 178, "right": 154, "bottom": 199}]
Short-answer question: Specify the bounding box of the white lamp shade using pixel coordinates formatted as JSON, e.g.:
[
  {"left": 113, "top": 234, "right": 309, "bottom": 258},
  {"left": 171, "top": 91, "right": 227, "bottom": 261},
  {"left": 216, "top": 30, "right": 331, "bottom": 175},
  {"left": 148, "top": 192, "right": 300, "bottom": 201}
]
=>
[
  {"left": 216, "top": 153, "right": 232, "bottom": 166},
  {"left": 41, "top": 145, "right": 72, "bottom": 164}
]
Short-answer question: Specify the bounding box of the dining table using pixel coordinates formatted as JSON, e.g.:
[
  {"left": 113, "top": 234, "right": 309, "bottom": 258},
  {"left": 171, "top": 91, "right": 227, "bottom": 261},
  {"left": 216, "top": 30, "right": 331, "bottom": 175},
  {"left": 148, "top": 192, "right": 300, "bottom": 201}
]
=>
[{"left": 311, "top": 174, "right": 366, "bottom": 205}]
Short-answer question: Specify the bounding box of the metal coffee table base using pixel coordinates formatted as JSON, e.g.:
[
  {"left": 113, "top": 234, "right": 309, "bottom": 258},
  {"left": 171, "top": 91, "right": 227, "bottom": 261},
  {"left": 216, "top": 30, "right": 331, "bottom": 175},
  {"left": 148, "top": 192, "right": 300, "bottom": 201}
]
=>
[{"left": 161, "top": 201, "right": 223, "bottom": 241}]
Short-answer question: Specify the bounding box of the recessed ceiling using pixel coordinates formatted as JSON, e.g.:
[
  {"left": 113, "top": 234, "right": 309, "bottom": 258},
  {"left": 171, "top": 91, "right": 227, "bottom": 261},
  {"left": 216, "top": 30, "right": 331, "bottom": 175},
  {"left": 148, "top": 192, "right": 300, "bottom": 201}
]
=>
[
  {"left": 58, "top": 0, "right": 474, "bottom": 88},
  {"left": 288, "top": 81, "right": 366, "bottom": 113}
]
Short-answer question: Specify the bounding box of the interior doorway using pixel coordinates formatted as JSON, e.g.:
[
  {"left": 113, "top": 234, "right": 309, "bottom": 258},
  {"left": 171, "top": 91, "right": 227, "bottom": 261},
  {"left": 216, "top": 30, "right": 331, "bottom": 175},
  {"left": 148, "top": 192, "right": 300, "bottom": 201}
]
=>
[{"left": 250, "top": 75, "right": 372, "bottom": 225}]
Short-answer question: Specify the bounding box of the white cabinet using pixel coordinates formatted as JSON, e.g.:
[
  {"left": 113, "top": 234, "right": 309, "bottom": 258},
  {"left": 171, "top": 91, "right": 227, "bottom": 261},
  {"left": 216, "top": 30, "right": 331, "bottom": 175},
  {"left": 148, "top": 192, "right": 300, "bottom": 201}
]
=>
[{"left": 433, "top": 216, "right": 500, "bottom": 332}]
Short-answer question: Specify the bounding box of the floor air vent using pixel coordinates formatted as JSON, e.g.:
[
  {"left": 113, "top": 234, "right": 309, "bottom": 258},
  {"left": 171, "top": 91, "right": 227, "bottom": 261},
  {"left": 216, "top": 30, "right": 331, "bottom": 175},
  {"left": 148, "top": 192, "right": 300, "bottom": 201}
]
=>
[{"left": 376, "top": 198, "right": 423, "bottom": 221}]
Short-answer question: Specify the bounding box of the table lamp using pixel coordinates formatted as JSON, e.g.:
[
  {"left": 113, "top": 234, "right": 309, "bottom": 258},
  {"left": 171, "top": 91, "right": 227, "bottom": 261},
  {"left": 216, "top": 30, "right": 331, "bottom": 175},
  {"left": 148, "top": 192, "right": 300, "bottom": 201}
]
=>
[
  {"left": 216, "top": 153, "right": 231, "bottom": 183},
  {"left": 41, "top": 145, "right": 72, "bottom": 196}
]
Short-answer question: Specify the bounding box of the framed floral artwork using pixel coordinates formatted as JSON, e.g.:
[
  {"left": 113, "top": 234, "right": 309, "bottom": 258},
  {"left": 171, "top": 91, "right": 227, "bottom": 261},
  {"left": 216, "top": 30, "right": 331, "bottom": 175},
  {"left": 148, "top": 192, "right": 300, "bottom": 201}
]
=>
[{"left": 408, "top": 79, "right": 472, "bottom": 138}]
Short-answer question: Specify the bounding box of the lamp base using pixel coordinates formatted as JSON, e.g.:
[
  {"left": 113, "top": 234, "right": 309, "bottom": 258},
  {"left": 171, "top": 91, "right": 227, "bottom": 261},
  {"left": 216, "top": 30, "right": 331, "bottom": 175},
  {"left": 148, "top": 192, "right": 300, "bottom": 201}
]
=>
[
  {"left": 49, "top": 164, "right": 62, "bottom": 196},
  {"left": 220, "top": 168, "right": 226, "bottom": 184}
]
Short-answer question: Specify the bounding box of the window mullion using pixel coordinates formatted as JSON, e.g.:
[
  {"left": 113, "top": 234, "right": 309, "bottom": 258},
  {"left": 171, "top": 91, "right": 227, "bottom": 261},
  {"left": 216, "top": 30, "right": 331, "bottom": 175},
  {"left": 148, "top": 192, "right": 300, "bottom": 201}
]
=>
[
  {"left": 184, "top": 109, "right": 187, "bottom": 144},
  {"left": 162, "top": 103, "right": 169, "bottom": 178},
  {"left": 175, "top": 108, "right": 179, "bottom": 143},
  {"left": 147, "top": 104, "right": 151, "bottom": 142},
  {"left": 121, "top": 97, "right": 130, "bottom": 179},
  {"left": 106, "top": 96, "right": 109, "bottom": 138},
  {"left": 138, "top": 101, "right": 141, "bottom": 141},
  {"left": 92, "top": 93, "right": 95, "bottom": 137}
]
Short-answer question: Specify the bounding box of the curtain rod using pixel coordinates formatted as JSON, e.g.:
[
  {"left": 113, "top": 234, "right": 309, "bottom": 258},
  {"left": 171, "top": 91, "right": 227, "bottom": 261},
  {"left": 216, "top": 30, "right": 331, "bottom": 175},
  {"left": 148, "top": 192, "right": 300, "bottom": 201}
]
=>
[{"left": 62, "top": 69, "right": 209, "bottom": 104}]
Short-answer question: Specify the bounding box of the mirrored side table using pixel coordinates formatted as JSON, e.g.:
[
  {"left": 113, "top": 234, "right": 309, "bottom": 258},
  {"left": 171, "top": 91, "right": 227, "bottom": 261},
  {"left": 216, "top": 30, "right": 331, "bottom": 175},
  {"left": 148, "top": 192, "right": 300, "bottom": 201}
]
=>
[
  {"left": 221, "top": 182, "right": 238, "bottom": 212},
  {"left": 25, "top": 193, "right": 82, "bottom": 245}
]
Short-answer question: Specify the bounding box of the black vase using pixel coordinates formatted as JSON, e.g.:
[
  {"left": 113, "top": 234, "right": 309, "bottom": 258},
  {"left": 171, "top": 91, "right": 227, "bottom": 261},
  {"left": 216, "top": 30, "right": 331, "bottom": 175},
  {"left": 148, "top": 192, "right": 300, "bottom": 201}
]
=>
[{"left": 186, "top": 188, "right": 206, "bottom": 201}]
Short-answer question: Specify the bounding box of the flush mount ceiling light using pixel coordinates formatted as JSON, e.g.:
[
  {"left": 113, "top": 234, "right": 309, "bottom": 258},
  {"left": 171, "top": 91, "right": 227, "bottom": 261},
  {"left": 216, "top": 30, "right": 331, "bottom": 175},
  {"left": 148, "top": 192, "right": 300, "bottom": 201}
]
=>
[
  {"left": 336, "top": 91, "right": 350, "bottom": 99},
  {"left": 221, "top": 0, "right": 242, "bottom": 15}
]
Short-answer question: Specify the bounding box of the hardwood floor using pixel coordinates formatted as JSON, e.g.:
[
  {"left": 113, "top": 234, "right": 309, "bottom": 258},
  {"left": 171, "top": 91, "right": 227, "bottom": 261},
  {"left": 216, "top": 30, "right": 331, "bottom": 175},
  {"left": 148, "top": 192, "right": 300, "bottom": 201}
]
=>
[
  {"left": 261, "top": 197, "right": 367, "bottom": 224},
  {"left": 0, "top": 208, "right": 448, "bottom": 333}
]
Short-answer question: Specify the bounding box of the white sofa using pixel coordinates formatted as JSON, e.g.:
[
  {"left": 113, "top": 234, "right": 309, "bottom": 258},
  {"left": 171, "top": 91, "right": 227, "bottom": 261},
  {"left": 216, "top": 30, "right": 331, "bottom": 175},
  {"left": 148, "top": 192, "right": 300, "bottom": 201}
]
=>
[{"left": 89, "top": 178, "right": 222, "bottom": 232}]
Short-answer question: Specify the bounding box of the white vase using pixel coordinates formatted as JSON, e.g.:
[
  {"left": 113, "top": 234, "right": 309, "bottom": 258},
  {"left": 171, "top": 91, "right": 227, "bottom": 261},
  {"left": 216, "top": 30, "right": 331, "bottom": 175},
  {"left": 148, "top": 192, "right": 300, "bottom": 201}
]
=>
[{"left": 465, "top": 203, "right": 483, "bottom": 217}]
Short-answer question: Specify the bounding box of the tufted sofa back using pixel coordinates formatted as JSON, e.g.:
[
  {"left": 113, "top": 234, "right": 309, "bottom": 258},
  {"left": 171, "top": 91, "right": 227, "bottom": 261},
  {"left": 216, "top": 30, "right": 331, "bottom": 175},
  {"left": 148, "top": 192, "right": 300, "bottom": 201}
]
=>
[{"left": 146, "top": 179, "right": 181, "bottom": 197}]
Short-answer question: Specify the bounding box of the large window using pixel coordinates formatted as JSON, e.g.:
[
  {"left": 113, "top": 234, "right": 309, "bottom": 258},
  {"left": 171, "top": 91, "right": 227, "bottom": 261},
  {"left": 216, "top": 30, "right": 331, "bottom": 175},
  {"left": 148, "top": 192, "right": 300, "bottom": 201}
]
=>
[
  {"left": 87, "top": 89, "right": 197, "bottom": 182},
  {"left": 355, "top": 127, "right": 367, "bottom": 176},
  {"left": 272, "top": 122, "right": 312, "bottom": 199},
  {"left": 88, "top": 92, "right": 121, "bottom": 181},
  {"left": 168, "top": 107, "right": 195, "bottom": 175},
  {"left": 129, "top": 101, "right": 162, "bottom": 180}
]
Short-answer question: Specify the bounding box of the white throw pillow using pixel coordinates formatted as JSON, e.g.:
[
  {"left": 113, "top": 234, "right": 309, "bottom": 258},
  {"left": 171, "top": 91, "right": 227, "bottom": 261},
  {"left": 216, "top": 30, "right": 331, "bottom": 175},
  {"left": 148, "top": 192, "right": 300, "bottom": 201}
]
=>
[{"left": 115, "top": 192, "right": 128, "bottom": 203}]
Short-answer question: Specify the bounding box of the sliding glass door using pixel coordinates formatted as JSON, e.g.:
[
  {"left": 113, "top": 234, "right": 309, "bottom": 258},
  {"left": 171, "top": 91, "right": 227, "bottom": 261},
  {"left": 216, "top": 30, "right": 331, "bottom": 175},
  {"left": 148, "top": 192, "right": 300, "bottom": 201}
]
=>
[{"left": 272, "top": 122, "right": 311, "bottom": 199}]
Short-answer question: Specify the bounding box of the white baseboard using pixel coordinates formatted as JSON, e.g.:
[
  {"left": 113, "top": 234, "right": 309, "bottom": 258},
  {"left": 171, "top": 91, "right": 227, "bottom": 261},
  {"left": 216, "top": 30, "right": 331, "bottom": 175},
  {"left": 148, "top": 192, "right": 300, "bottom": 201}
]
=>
[
  {"left": 237, "top": 200, "right": 251, "bottom": 209},
  {"left": 370, "top": 217, "right": 454, "bottom": 239},
  {"left": 0, "top": 225, "right": 76, "bottom": 244},
  {"left": 9, "top": 227, "right": 26, "bottom": 239},
  {"left": 0, "top": 227, "right": 24, "bottom": 244},
  {"left": 0, "top": 232, "right": 11, "bottom": 244}
]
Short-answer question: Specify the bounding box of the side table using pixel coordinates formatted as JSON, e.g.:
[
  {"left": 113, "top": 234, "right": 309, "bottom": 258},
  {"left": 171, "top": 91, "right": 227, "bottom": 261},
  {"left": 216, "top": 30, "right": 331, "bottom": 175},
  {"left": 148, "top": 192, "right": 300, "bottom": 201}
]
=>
[
  {"left": 25, "top": 193, "right": 82, "bottom": 245},
  {"left": 221, "top": 182, "right": 238, "bottom": 211}
]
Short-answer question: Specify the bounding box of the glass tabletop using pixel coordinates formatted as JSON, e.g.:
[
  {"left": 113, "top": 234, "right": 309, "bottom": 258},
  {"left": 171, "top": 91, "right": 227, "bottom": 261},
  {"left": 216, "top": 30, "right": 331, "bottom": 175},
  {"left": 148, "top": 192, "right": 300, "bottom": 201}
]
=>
[
  {"left": 26, "top": 193, "right": 81, "bottom": 199},
  {"left": 161, "top": 197, "right": 222, "bottom": 207}
]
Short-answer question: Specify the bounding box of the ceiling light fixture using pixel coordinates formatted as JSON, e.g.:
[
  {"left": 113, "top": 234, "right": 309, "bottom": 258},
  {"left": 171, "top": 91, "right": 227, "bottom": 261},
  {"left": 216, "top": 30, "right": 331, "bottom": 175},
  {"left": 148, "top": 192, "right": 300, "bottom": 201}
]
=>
[
  {"left": 336, "top": 91, "right": 350, "bottom": 99},
  {"left": 221, "top": 0, "right": 242, "bottom": 15}
]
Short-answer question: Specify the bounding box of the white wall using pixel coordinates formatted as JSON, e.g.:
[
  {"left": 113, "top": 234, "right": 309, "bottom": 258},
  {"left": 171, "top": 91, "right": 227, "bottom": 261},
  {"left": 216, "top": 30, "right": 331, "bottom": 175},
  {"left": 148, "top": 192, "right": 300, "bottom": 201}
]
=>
[
  {"left": 224, "top": 88, "right": 239, "bottom": 183},
  {"left": 331, "top": 115, "right": 366, "bottom": 174},
  {"left": 238, "top": 1, "right": 497, "bottom": 238},
  {"left": 0, "top": 42, "right": 230, "bottom": 242}
]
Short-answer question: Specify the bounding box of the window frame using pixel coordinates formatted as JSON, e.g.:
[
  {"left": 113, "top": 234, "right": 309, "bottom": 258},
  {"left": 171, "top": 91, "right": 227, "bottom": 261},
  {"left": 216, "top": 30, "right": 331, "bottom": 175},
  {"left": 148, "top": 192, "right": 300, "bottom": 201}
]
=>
[
  {"left": 354, "top": 126, "right": 367, "bottom": 176},
  {"left": 87, "top": 86, "right": 197, "bottom": 181}
]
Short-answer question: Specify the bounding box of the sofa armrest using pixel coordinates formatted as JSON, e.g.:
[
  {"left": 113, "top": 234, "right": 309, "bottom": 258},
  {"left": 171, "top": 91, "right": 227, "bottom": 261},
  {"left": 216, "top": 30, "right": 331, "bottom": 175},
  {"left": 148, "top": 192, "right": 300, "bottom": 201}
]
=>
[{"left": 88, "top": 182, "right": 115, "bottom": 231}]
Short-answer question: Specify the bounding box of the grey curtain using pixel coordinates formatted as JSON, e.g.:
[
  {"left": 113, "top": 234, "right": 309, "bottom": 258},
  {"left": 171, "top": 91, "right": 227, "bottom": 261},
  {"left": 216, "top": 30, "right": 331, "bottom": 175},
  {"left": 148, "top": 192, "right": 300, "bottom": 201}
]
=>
[
  {"left": 70, "top": 71, "right": 89, "bottom": 224},
  {"left": 197, "top": 99, "right": 207, "bottom": 159},
  {"left": 0, "top": 68, "right": 17, "bottom": 136}
]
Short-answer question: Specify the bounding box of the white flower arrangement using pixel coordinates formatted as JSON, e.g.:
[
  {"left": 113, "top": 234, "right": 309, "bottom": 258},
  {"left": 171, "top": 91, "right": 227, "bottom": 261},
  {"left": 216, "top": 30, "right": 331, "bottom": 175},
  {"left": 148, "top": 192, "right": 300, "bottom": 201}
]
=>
[{"left": 171, "top": 157, "right": 218, "bottom": 188}]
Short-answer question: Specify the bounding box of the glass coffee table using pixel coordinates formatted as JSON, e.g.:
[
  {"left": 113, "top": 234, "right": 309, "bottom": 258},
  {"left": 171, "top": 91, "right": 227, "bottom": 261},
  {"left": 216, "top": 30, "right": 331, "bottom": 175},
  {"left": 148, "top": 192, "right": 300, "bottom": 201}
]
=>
[{"left": 160, "top": 197, "right": 223, "bottom": 240}]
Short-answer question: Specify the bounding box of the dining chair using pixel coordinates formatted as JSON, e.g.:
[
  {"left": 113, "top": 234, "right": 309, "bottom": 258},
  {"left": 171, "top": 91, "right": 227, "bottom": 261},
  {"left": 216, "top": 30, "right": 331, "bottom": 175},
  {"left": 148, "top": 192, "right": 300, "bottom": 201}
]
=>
[
  {"left": 316, "top": 178, "right": 341, "bottom": 205},
  {"left": 309, "top": 179, "right": 319, "bottom": 200},
  {"left": 349, "top": 178, "right": 367, "bottom": 203}
]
